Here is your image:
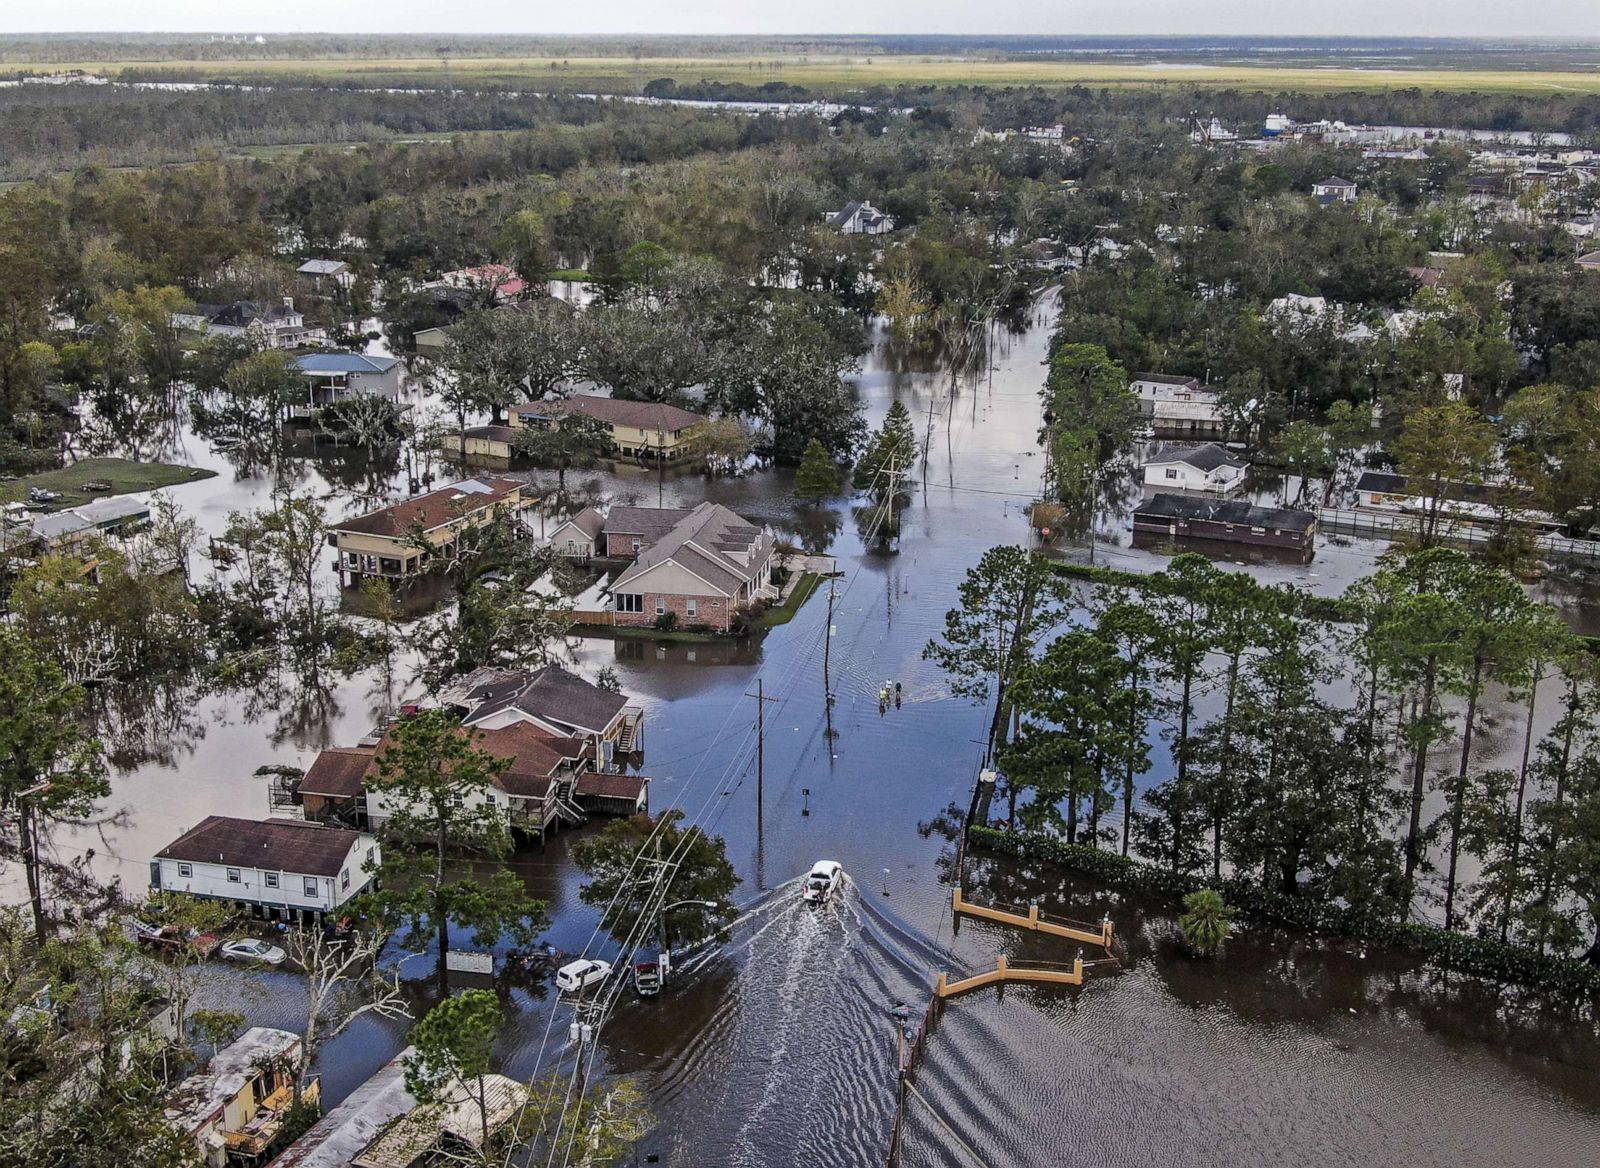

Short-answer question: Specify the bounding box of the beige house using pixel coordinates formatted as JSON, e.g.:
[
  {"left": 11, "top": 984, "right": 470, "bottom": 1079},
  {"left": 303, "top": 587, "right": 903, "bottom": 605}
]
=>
[
  {"left": 509, "top": 395, "right": 707, "bottom": 460},
  {"left": 547, "top": 507, "right": 606, "bottom": 558},
  {"left": 329, "top": 476, "right": 528, "bottom": 586}
]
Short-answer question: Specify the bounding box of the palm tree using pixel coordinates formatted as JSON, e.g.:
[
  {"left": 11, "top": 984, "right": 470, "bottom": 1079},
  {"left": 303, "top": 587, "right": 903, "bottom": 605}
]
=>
[{"left": 1178, "top": 888, "right": 1233, "bottom": 956}]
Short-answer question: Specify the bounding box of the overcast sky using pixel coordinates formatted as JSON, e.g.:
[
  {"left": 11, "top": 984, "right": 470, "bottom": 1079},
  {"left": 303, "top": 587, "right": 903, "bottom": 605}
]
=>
[{"left": 5, "top": 2, "right": 1599, "bottom": 40}]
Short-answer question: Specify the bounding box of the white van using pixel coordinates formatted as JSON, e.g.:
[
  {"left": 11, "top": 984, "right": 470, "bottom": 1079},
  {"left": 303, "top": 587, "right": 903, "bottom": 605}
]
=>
[{"left": 555, "top": 958, "right": 613, "bottom": 994}]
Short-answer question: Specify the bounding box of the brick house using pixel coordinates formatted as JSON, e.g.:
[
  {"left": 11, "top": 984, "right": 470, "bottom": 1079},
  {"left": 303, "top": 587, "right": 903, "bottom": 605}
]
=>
[
  {"left": 608, "top": 502, "right": 777, "bottom": 633},
  {"left": 601, "top": 506, "right": 692, "bottom": 558}
]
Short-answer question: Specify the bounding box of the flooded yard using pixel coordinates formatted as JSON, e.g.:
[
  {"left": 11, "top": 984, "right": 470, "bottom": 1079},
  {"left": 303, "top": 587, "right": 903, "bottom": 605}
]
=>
[{"left": 49, "top": 297, "right": 1600, "bottom": 1166}]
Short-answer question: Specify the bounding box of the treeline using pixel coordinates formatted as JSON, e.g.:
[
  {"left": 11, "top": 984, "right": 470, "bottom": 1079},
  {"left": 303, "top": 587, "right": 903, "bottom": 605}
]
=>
[
  {"left": 0, "top": 33, "right": 899, "bottom": 63},
  {"left": 0, "top": 86, "right": 756, "bottom": 180},
  {"left": 930, "top": 546, "right": 1600, "bottom": 967}
]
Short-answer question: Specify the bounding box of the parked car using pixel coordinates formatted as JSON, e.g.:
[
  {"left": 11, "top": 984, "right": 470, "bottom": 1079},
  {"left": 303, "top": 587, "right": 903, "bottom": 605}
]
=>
[
  {"left": 802, "top": 860, "right": 844, "bottom": 904},
  {"left": 218, "top": 938, "right": 288, "bottom": 966},
  {"left": 555, "top": 958, "right": 613, "bottom": 994},
  {"left": 133, "top": 921, "right": 222, "bottom": 958}
]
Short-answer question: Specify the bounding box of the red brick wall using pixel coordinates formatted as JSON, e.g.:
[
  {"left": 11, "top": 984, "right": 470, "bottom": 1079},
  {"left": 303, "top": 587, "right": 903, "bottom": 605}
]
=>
[
  {"left": 613, "top": 591, "right": 732, "bottom": 632},
  {"left": 605, "top": 532, "right": 644, "bottom": 558}
]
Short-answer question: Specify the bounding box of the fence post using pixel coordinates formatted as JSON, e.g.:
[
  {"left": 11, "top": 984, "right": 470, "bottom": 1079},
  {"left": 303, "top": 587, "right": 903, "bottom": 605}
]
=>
[
  {"left": 997, "top": 954, "right": 1008, "bottom": 977},
  {"left": 1027, "top": 901, "right": 1039, "bottom": 929},
  {"left": 935, "top": 972, "right": 947, "bottom": 997},
  {"left": 1073, "top": 955, "right": 1084, "bottom": 983}
]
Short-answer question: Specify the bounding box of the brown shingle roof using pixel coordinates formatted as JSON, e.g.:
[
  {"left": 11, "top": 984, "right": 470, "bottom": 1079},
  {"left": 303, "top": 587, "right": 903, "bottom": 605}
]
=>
[
  {"left": 482, "top": 721, "right": 578, "bottom": 798},
  {"left": 575, "top": 773, "right": 649, "bottom": 801},
  {"left": 564, "top": 507, "right": 605, "bottom": 542},
  {"left": 333, "top": 477, "right": 524, "bottom": 539},
  {"left": 157, "top": 816, "right": 364, "bottom": 877},
  {"left": 604, "top": 506, "right": 692, "bottom": 540},
  {"left": 299, "top": 747, "right": 375, "bottom": 799},
  {"left": 514, "top": 395, "right": 705, "bottom": 434},
  {"left": 612, "top": 502, "right": 772, "bottom": 597}
]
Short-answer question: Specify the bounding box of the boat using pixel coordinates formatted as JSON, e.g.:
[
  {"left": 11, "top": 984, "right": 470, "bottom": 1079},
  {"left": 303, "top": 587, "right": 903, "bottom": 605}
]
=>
[{"left": 802, "top": 860, "right": 843, "bottom": 904}]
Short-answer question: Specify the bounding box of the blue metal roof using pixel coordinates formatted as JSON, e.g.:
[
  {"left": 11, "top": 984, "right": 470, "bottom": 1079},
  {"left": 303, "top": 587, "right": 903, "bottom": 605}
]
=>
[{"left": 293, "top": 352, "right": 399, "bottom": 375}]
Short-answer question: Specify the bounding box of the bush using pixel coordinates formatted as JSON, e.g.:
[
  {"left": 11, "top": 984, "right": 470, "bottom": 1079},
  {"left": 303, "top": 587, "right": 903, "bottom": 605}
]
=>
[
  {"left": 967, "top": 826, "right": 1600, "bottom": 999},
  {"left": 654, "top": 610, "right": 678, "bottom": 631}
]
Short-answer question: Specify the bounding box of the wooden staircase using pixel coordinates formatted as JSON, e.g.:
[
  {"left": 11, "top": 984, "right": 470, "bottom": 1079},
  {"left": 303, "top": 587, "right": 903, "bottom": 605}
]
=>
[{"left": 550, "top": 776, "right": 588, "bottom": 827}]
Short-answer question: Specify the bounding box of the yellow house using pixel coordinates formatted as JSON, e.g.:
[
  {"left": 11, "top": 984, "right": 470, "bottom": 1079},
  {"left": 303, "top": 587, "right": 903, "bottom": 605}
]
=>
[
  {"left": 329, "top": 476, "right": 528, "bottom": 586},
  {"left": 509, "top": 394, "right": 707, "bottom": 460},
  {"left": 165, "top": 1027, "right": 316, "bottom": 1168}
]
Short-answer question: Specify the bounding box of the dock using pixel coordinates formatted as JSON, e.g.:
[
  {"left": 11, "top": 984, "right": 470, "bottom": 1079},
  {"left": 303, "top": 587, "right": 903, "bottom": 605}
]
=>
[
  {"left": 950, "top": 887, "right": 1114, "bottom": 948},
  {"left": 932, "top": 888, "right": 1119, "bottom": 999}
]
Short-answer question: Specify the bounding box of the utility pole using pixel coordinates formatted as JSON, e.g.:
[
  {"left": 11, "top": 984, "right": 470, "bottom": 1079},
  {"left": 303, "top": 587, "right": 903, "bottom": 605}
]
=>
[
  {"left": 656, "top": 428, "right": 666, "bottom": 507},
  {"left": 747, "top": 679, "right": 777, "bottom": 890}
]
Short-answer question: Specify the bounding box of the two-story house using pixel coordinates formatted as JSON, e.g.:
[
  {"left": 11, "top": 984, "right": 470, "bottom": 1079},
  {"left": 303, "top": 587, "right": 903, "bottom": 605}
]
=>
[
  {"left": 149, "top": 816, "right": 379, "bottom": 925},
  {"left": 173, "top": 299, "right": 326, "bottom": 350},
  {"left": 296, "top": 258, "right": 356, "bottom": 290},
  {"left": 354, "top": 720, "right": 602, "bottom": 845},
  {"left": 1130, "top": 373, "right": 1229, "bottom": 439},
  {"left": 165, "top": 1027, "right": 315, "bottom": 1168},
  {"left": 441, "top": 662, "right": 645, "bottom": 763},
  {"left": 608, "top": 502, "right": 778, "bottom": 634},
  {"left": 1312, "top": 176, "right": 1359, "bottom": 204},
  {"left": 824, "top": 200, "right": 895, "bottom": 235},
  {"left": 328, "top": 476, "right": 528, "bottom": 586},
  {"left": 291, "top": 352, "right": 403, "bottom": 417}
]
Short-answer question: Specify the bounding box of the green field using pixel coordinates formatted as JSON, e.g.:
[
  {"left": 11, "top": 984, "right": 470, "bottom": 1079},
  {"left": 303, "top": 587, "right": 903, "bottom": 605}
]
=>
[
  {"left": 0, "top": 457, "right": 213, "bottom": 512},
  {"left": 45, "top": 55, "right": 1600, "bottom": 95}
]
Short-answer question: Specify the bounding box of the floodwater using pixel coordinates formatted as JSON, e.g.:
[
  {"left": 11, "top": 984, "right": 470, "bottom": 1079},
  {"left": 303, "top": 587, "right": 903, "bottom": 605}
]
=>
[{"left": 42, "top": 299, "right": 1600, "bottom": 1165}]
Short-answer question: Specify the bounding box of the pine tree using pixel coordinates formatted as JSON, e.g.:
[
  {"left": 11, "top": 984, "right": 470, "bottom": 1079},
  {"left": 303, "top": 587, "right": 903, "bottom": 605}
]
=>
[
  {"left": 794, "top": 437, "right": 842, "bottom": 503},
  {"left": 852, "top": 400, "right": 916, "bottom": 494}
]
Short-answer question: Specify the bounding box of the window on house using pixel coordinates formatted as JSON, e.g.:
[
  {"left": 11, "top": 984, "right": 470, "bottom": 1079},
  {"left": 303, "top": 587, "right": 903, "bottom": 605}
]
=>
[
  {"left": 686, "top": 599, "right": 698, "bottom": 618},
  {"left": 264, "top": 872, "right": 279, "bottom": 889},
  {"left": 1251, "top": 526, "right": 1267, "bottom": 535},
  {"left": 655, "top": 597, "right": 666, "bottom": 616},
  {"left": 1164, "top": 468, "right": 1180, "bottom": 480},
  {"left": 486, "top": 793, "right": 497, "bottom": 806},
  {"left": 177, "top": 862, "right": 192, "bottom": 878},
  {"left": 616, "top": 594, "right": 643, "bottom": 613},
  {"left": 226, "top": 868, "right": 241, "bottom": 883},
  {"left": 366, "top": 847, "right": 375, "bottom": 866},
  {"left": 304, "top": 877, "right": 319, "bottom": 898},
  {"left": 341, "top": 869, "right": 350, "bottom": 890}
]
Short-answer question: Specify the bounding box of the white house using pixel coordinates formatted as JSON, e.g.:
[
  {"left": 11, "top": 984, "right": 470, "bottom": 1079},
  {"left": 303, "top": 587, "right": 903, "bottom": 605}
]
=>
[
  {"left": 1265, "top": 292, "right": 1331, "bottom": 324},
  {"left": 824, "top": 200, "right": 895, "bottom": 235},
  {"left": 172, "top": 298, "right": 325, "bottom": 349},
  {"left": 150, "top": 815, "right": 380, "bottom": 924},
  {"left": 1130, "top": 373, "right": 1228, "bottom": 439},
  {"left": 1312, "top": 177, "right": 1358, "bottom": 203},
  {"left": 1142, "top": 443, "right": 1248, "bottom": 495},
  {"left": 297, "top": 258, "right": 356, "bottom": 290},
  {"left": 291, "top": 352, "right": 403, "bottom": 415}
]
